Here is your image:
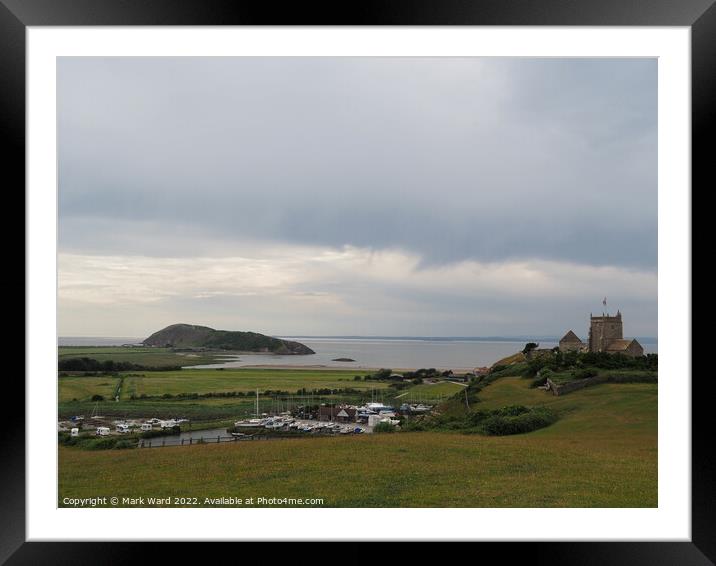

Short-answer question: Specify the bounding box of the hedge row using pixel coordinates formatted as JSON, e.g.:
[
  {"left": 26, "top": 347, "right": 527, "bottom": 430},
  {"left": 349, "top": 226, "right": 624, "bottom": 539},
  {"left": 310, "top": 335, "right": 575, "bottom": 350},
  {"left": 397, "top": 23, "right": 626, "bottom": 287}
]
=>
[{"left": 402, "top": 404, "right": 558, "bottom": 436}]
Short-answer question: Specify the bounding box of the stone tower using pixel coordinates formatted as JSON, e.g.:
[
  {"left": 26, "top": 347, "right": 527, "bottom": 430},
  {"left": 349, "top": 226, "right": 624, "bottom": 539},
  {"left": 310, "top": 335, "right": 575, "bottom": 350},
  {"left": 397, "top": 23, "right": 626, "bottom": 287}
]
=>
[{"left": 588, "top": 310, "right": 623, "bottom": 353}]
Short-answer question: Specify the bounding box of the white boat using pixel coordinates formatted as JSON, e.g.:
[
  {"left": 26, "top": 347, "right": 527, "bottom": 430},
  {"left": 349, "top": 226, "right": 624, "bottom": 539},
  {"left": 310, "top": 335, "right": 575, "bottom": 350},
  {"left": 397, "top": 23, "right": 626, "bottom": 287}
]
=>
[{"left": 235, "top": 419, "right": 263, "bottom": 428}]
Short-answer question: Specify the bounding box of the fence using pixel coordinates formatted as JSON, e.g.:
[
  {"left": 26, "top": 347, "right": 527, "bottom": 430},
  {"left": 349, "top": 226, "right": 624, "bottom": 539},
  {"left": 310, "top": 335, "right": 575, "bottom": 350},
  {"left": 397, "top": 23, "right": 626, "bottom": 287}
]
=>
[
  {"left": 546, "top": 376, "right": 607, "bottom": 396},
  {"left": 546, "top": 372, "right": 656, "bottom": 396},
  {"left": 138, "top": 434, "right": 273, "bottom": 448}
]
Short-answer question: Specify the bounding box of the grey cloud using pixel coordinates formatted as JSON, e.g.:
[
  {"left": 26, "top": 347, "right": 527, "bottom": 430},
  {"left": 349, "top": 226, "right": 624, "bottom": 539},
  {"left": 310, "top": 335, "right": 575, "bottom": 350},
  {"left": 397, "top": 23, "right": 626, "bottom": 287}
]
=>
[{"left": 58, "top": 57, "right": 657, "bottom": 269}]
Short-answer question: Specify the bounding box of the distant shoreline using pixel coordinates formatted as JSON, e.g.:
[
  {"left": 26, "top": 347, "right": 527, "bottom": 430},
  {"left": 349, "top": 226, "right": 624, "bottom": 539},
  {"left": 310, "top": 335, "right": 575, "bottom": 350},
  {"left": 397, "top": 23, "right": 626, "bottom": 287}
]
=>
[
  {"left": 210, "top": 364, "right": 478, "bottom": 372},
  {"left": 59, "top": 335, "right": 659, "bottom": 345}
]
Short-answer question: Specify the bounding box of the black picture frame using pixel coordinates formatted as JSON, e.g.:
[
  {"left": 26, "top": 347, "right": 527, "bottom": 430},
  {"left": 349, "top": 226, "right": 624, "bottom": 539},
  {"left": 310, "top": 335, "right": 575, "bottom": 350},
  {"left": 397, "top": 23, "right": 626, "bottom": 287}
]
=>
[{"left": 4, "top": 0, "right": 707, "bottom": 562}]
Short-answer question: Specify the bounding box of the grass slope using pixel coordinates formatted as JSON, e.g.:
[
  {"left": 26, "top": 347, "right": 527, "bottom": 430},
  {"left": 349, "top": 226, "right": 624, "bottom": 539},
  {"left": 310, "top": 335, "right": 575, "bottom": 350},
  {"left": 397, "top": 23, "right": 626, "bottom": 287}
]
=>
[
  {"left": 58, "top": 376, "right": 657, "bottom": 507},
  {"left": 395, "top": 381, "right": 467, "bottom": 402}
]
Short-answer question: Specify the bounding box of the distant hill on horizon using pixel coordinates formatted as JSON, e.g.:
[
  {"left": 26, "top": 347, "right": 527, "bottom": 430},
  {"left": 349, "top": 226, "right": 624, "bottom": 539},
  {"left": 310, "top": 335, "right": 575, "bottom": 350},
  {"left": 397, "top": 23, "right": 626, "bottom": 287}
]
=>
[{"left": 143, "top": 324, "right": 315, "bottom": 355}]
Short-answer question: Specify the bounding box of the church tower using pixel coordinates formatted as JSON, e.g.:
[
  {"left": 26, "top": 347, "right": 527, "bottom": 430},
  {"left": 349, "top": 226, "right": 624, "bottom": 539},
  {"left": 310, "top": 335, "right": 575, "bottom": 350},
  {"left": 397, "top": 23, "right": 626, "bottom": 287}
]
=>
[{"left": 588, "top": 310, "right": 623, "bottom": 353}]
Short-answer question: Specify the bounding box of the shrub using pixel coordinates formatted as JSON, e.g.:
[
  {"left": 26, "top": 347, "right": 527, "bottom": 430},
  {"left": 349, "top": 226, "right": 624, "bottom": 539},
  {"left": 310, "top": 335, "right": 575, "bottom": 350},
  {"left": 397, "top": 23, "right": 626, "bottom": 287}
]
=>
[
  {"left": 90, "top": 394, "right": 105, "bottom": 402},
  {"left": 493, "top": 405, "right": 530, "bottom": 417},
  {"left": 479, "top": 415, "right": 512, "bottom": 435},
  {"left": 480, "top": 407, "right": 557, "bottom": 436},
  {"left": 373, "top": 368, "right": 393, "bottom": 380},
  {"left": 84, "top": 437, "right": 119, "bottom": 450},
  {"left": 466, "top": 410, "right": 490, "bottom": 426},
  {"left": 113, "top": 439, "right": 136, "bottom": 450},
  {"left": 373, "top": 422, "right": 396, "bottom": 433},
  {"left": 407, "top": 405, "right": 558, "bottom": 436},
  {"left": 401, "top": 421, "right": 427, "bottom": 432},
  {"left": 522, "top": 342, "right": 539, "bottom": 354},
  {"left": 58, "top": 433, "right": 78, "bottom": 446},
  {"left": 59, "top": 357, "right": 184, "bottom": 372}
]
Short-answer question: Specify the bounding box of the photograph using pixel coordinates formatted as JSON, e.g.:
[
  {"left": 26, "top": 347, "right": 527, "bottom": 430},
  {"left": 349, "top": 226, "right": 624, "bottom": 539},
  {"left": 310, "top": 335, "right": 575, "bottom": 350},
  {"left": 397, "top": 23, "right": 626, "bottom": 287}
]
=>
[
  {"left": 2, "top": 1, "right": 706, "bottom": 555},
  {"left": 55, "top": 55, "right": 660, "bottom": 509}
]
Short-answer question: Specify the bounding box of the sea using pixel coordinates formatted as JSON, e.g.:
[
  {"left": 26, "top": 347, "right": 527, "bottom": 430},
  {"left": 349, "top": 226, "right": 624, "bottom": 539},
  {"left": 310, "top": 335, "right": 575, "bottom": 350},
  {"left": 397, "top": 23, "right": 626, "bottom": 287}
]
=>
[{"left": 58, "top": 336, "right": 657, "bottom": 370}]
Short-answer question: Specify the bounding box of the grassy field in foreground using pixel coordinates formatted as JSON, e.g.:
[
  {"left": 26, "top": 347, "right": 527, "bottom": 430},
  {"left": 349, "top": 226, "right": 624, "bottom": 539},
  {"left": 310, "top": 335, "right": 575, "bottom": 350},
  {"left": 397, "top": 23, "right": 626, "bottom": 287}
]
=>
[
  {"left": 58, "top": 377, "right": 120, "bottom": 403},
  {"left": 59, "top": 368, "right": 390, "bottom": 402},
  {"left": 58, "top": 377, "right": 657, "bottom": 507},
  {"left": 122, "top": 368, "right": 390, "bottom": 398},
  {"left": 58, "top": 368, "right": 395, "bottom": 419}
]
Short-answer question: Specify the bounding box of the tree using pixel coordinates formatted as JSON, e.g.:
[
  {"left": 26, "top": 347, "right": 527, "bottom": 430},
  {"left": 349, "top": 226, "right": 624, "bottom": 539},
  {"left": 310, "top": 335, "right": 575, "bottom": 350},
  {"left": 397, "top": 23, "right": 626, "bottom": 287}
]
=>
[
  {"left": 522, "top": 342, "right": 539, "bottom": 355},
  {"left": 373, "top": 422, "right": 396, "bottom": 433}
]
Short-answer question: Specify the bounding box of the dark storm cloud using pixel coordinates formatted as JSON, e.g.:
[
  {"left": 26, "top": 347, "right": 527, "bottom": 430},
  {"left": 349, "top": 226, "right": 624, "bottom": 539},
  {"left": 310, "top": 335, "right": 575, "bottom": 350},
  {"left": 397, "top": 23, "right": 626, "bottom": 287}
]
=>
[{"left": 58, "top": 57, "right": 656, "bottom": 268}]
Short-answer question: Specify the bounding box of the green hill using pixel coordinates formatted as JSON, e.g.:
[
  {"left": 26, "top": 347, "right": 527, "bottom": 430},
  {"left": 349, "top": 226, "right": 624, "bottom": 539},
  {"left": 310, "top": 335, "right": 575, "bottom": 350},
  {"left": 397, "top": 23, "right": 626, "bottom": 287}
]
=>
[
  {"left": 58, "top": 375, "right": 657, "bottom": 507},
  {"left": 143, "top": 324, "right": 315, "bottom": 354}
]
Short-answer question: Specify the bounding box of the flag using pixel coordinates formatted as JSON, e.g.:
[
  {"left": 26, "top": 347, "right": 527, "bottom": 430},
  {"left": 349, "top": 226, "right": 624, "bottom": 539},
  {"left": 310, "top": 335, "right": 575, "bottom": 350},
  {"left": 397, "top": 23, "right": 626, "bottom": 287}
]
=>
[{"left": 602, "top": 297, "right": 607, "bottom": 307}]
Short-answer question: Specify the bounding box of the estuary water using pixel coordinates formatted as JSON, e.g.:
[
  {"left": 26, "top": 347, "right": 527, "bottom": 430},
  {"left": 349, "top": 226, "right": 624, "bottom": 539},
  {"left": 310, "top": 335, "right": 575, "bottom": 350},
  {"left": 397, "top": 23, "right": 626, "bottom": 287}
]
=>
[
  {"left": 194, "top": 338, "right": 559, "bottom": 370},
  {"left": 59, "top": 336, "right": 657, "bottom": 371}
]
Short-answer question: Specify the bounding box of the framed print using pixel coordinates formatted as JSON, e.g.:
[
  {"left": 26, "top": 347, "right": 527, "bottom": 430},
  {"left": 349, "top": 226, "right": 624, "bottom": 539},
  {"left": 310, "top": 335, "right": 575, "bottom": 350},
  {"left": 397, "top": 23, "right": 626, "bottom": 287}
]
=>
[{"left": 4, "top": 0, "right": 709, "bottom": 562}]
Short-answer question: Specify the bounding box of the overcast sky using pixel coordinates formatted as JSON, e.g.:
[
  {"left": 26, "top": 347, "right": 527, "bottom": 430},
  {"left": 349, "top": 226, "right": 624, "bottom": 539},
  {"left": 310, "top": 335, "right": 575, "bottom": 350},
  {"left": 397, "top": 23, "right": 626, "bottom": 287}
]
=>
[{"left": 58, "top": 57, "right": 657, "bottom": 338}]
